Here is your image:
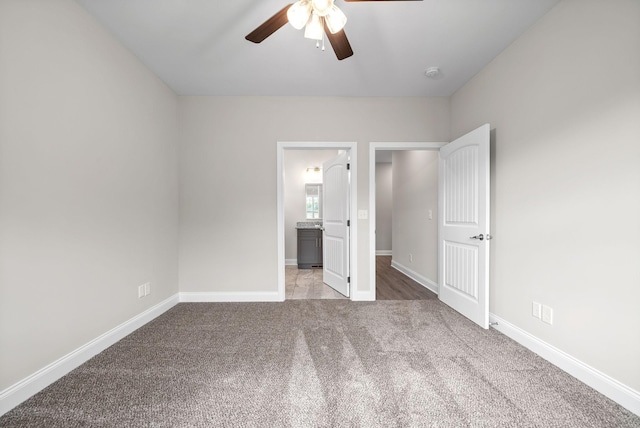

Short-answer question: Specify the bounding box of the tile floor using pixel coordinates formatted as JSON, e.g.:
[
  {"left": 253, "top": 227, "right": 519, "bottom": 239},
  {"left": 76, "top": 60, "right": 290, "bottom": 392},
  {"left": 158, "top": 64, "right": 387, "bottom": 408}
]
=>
[{"left": 285, "top": 266, "right": 347, "bottom": 300}]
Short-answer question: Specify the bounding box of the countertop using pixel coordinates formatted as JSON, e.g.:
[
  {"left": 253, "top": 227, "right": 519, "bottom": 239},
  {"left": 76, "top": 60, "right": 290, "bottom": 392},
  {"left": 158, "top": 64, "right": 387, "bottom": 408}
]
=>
[{"left": 296, "top": 221, "right": 323, "bottom": 229}]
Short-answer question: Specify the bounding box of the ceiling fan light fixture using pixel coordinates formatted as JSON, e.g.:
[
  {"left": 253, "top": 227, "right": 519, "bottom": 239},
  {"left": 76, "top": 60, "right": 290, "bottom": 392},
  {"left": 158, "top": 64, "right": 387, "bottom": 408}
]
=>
[
  {"left": 250, "top": 0, "right": 420, "bottom": 60},
  {"left": 311, "top": 0, "right": 334, "bottom": 17},
  {"left": 304, "top": 13, "right": 324, "bottom": 40},
  {"left": 325, "top": 6, "right": 347, "bottom": 34},
  {"left": 287, "top": 0, "right": 312, "bottom": 30}
]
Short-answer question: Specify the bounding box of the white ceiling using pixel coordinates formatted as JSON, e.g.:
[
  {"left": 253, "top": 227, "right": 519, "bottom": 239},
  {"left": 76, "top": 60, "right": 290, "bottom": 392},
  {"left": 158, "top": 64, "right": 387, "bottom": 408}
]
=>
[{"left": 76, "top": 0, "right": 560, "bottom": 97}]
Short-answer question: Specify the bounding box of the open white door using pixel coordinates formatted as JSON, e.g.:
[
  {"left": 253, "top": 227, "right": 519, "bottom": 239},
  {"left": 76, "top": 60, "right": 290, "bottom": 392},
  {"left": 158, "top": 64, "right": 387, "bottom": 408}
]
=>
[
  {"left": 438, "top": 124, "right": 491, "bottom": 329},
  {"left": 323, "top": 151, "right": 350, "bottom": 297}
]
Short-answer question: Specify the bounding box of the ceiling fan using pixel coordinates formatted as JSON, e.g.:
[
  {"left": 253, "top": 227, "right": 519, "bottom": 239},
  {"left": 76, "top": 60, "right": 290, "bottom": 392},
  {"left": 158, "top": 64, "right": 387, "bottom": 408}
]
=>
[{"left": 245, "top": 0, "right": 423, "bottom": 61}]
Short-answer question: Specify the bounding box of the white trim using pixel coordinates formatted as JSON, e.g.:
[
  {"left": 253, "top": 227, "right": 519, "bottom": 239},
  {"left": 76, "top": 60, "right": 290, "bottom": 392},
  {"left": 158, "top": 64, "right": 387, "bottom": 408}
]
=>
[
  {"left": 0, "top": 294, "right": 180, "bottom": 417},
  {"left": 391, "top": 260, "right": 439, "bottom": 294},
  {"left": 368, "top": 142, "right": 447, "bottom": 301},
  {"left": 376, "top": 250, "right": 392, "bottom": 256},
  {"left": 179, "top": 292, "right": 282, "bottom": 302},
  {"left": 277, "top": 142, "right": 358, "bottom": 301},
  {"left": 490, "top": 313, "right": 640, "bottom": 417},
  {"left": 285, "top": 259, "right": 297, "bottom": 266},
  {"left": 351, "top": 290, "right": 375, "bottom": 301},
  {"left": 372, "top": 142, "right": 447, "bottom": 151}
]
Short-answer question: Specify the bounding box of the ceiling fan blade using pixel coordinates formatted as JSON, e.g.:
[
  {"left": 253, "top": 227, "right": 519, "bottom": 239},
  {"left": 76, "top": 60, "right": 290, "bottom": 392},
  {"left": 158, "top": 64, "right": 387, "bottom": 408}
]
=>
[
  {"left": 245, "top": 4, "right": 293, "bottom": 43},
  {"left": 324, "top": 23, "right": 354, "bottom": 60}
]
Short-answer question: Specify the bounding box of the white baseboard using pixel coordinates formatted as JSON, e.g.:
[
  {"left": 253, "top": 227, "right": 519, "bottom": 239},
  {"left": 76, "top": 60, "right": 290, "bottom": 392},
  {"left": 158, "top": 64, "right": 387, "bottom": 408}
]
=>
[
  {"left": 285, "top": 259, "right": 297, "bottom": 266},
  {"left": 376, "top": 250, "right": 392, "bottom": 256},
  {"left": 390, "top": 260, "right": 439, "bottom": 294},
  {"left": 179, "top": 291, "right": 282, "bottom": 302},
  {"left": 351, "top": 289, "right": 375, "bottom": 301},
  {"left": 490, "top": 313, "right": 640, "bottom": 417},
  {"left": 0, "top": 294, "right": 180, "bottom": 417}
]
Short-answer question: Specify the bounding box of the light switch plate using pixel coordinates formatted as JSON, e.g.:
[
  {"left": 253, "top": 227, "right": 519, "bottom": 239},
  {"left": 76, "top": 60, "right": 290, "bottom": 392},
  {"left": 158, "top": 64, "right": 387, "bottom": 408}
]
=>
[
  {"left": 358, "top": 210, "right": 368, "bottom": 220},
  {"left": 532, "top": 302, "right": 542, "bottom": 319}
]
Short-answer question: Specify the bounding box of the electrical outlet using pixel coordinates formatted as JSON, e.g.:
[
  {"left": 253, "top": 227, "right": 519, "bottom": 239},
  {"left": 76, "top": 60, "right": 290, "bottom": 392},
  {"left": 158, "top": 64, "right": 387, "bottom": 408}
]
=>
[
  {"left": 532, "top": 301, "right": 542, "bottom": 319},
  {"left": 542, "top": 305, "right": 553, "bottom": 325},
  {"left": 138, "top": 285, "right": 145, "bottom": 298},
  {"left": 428, "top": 210, "right": 433, "bottom": 220},
  {"left": 144, "top": 282, "right": 151, "bottom": 296},
  {"left": 409, "top": 253, "right": 413, "bottom": 263}
]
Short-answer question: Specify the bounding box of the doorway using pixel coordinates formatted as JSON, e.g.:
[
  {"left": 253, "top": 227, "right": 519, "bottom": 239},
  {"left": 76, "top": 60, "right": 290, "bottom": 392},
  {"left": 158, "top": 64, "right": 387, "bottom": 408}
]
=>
[
  {"left": 368, "top": 124, "right": 491, "bottom": 328},
  {"left": 277, "top": 142, "right": 358, "bottom": 301},
  {"left": 367, "top": 142, "right": 445, "bottom": 301}
]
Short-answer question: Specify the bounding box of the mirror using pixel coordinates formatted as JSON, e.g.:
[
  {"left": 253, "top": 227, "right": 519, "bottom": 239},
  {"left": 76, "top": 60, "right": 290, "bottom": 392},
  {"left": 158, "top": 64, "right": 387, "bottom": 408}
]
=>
[{"left": 305, "top": 183, "right": 322, "bottom": 219}]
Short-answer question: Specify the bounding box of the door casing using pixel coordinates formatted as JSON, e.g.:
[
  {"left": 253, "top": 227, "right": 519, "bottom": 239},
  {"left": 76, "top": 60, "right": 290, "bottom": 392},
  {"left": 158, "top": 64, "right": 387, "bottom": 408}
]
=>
[{"left": 277, "top": 141, "right": 358, "bottom": 301}]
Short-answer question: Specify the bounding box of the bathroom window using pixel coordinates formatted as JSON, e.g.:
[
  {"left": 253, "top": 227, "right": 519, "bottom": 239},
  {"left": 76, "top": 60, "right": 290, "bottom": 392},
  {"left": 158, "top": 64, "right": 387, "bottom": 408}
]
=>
[{"left": 305, "top": 184, "right": 322, "bottom": 219}]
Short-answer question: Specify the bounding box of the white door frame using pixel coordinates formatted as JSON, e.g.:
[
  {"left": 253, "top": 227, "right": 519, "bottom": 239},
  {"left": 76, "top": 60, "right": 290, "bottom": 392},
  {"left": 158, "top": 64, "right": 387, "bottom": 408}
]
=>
[
  {"left": 367, "top": 142, "right": 446, "bottom": 301},
  {"left": 277, "top": 141, "right": 358, "bottom": 301}
]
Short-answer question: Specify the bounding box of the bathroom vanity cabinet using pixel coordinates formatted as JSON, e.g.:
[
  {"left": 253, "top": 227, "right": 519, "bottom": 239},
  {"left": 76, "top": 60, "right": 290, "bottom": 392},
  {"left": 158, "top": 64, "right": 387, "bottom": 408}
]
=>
[{"left": 297, "top": 228, "right": 323, "bottom": 269}]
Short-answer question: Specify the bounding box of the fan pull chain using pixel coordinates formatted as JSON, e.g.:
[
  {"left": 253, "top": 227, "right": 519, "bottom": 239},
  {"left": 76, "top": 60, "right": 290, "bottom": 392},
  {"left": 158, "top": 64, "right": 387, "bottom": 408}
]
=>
[{"left": 316, "top": 34, "right": 325, "bottom": 51}]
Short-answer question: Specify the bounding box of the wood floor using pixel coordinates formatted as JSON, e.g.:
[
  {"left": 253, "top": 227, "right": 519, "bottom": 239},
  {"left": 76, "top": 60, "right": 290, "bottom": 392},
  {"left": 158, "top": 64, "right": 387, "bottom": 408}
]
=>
[
  {"left": 285, "top": 256, "right": 436, "bottom": 300},
  {"left": 376, "top": 256, "right": 437, "bottom": 300}
]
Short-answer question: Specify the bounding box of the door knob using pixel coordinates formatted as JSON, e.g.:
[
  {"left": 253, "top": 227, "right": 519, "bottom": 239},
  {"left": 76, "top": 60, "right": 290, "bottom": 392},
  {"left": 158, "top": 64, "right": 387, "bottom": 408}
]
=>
[{"left": 470, "top": 234, "right": 493, "bottom": 241}]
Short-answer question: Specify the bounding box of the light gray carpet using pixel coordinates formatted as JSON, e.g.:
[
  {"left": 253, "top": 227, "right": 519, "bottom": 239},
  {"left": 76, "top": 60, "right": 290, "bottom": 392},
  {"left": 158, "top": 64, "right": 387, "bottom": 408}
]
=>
[{"left": 1, "top": 300, "right": 638, "bottom": 427}]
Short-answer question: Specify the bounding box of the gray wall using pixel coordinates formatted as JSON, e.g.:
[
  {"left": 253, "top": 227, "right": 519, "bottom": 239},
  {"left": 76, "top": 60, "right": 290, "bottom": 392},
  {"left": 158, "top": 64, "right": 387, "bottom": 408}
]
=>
[
  {"left": 284, "top": 150, "right": 339, "bottom": 262},
  {"left": 450, "top": 0, "right": 640, "bottom": 391},
  {"left": 375, "top": 163, "right": 393, "bottom": 253},
  {"left": 0, "top": 0, "right": 179, "bottom": 391},
  {"left": 391, "top": 151, "right": 439, "bottom": 284},
  {"left": 178, "top": 96, "right": 450, "bottom": 294}
]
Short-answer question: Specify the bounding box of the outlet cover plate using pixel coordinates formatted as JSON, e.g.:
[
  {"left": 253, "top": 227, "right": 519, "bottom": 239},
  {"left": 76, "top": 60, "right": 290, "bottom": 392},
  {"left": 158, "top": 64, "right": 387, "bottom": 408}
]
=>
[{"left": 542, "top": 305, "right": 553, "bottom": 325}]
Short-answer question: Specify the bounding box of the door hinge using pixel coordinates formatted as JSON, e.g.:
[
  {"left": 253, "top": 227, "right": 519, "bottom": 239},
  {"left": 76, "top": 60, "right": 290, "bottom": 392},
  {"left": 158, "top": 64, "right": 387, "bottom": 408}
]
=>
[
  {"left": 347, "top": 163, "right": 350, "bottom": 170},
  {"left": 347, "top": 219, "right": 350, "bottom": 227},
  {"left": 347, "top": 276, "right": 351, "bottom": 283}
]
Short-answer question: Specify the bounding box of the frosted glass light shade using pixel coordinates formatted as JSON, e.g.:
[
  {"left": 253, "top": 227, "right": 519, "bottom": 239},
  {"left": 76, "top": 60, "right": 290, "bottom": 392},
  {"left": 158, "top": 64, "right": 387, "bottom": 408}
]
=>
[
  {"left": 304, "top": 13, "right": 324, "bottom": 40},
  {"left": 287, "top": 0, "right": 312, "bottom": 30},
  {"left": 311, "top": 0, "right": 333, "bottom": 17},
  {"left": 325, "top": 6, "right": 347, "bottom": 34}
]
